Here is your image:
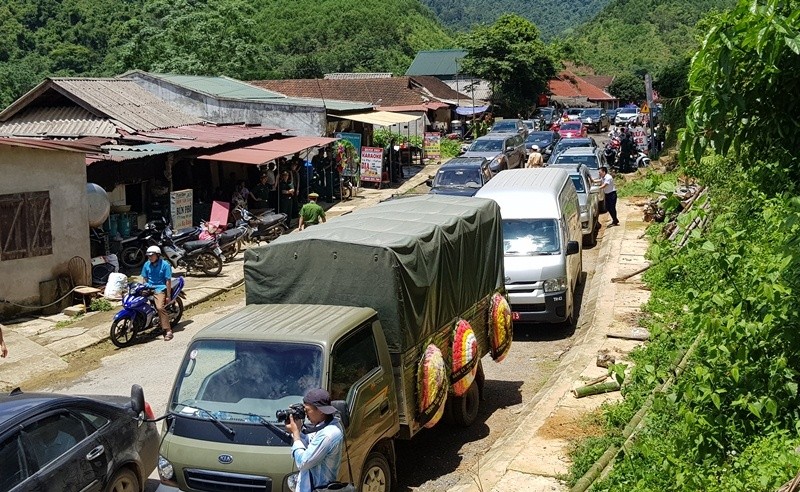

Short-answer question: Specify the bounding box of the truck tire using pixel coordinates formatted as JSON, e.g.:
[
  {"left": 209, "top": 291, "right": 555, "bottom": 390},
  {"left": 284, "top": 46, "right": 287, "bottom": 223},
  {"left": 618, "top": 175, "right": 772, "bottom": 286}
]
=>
[
  {"left": 104, "top": 467, "right": 138, "bottom": 492},
  {"left": 449, "top": 381, "right": 480, "bottom": 427},
  {"left": 361, "top": 452, "right": 392, "bottom": 492}
]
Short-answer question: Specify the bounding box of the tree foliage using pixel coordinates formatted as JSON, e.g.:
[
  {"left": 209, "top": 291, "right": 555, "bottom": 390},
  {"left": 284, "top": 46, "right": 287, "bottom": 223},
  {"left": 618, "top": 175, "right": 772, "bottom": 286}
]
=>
[
  {"left": 0, "top": 0, "right": 454, "bottom": 109},
  {"left": 420, "top": 0, "right": 611, "bottom": 41},
  {"left": 458, "top": 14, "right": 558, "bottom": 116},
  {"left": 607, "top": 73, "right": 645, "bottom": 105}
]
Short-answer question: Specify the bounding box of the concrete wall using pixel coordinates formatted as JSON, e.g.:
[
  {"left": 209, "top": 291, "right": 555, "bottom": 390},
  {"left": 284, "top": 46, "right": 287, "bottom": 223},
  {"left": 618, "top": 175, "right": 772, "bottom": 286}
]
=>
[
  {"left": 0, "top": 147, "right": 89, "bottom": 315},
  {"left": 126, "top": 74, "right": 326, "bottom": 136}
]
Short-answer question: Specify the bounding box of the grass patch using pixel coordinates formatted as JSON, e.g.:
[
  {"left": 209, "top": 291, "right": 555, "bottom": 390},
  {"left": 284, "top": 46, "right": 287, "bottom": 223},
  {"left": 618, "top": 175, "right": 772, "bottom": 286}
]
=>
[
  {"left": 616, "top": 168, "right": 680, "bottom": 198},
  {"left": 55, "top": 315, "right": 83, "bottom": 328}
]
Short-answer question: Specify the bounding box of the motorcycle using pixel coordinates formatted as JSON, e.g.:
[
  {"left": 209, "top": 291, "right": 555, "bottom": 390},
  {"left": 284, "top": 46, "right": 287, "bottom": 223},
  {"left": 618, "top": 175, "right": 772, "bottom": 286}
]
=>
[
  {"left": 110, "top": 277, "right": 186, "bottom": 348},
  {"left": 118, "top": 221, "right": 201, "bottom": 270},
  {"left": 199, "top": 221, "right": 248, "bottom": 263},
  {"left": 159, "top": 226, "right": 224, "bottom": 276},
  {"left": 237, "top": 206, "right": 288, "bottom": 244}
]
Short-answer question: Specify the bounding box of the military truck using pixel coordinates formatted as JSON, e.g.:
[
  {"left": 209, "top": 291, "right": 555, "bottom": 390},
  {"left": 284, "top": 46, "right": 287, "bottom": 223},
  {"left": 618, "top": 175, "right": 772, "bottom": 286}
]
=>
[{"left": 157, "top": 195, "right": 511, "bottom": 492}]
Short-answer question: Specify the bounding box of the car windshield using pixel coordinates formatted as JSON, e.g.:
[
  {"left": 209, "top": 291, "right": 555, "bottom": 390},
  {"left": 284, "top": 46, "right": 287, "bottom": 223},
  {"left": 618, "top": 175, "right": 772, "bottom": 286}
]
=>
[
  {"left": 503, "top": 219, "right": 560, "bottom": 255},
  {"left": 468, "top": 139, "right": 503, "bottom": 152},
  {"left": 433, "top": 168, "right": 482, "bottom": 188},
  {"left": 566, "top": 109, "right": 583, "bottom": 116},
  {"left": 554, "top": 140, "right": 593, "bottom": 153},
  {"left": 570, "top": 175, "right": 586, "bottom": 193},
  {"left": 171, "top": 340, "right": 323, "bottom": 423},
  {"left": 619, "top": 107, "right": 637, "bottom": 114},
  {"left": 582, "top": 109, "right": 601, "bottom": 117},
  {"left": 526, "top": 132, "right": 554, "bottom": 146},
  {"left": 555, "top": 154, "right": 600, "bottom": 169},
  {"left": 560, "top": 122, "right": 582, "bottom": 130},
  {"left": 491, "top": 121, "right": 518, "bottom": 132},
  {"left": 537, "top": 108, "right": 554, "bottom": 117}
]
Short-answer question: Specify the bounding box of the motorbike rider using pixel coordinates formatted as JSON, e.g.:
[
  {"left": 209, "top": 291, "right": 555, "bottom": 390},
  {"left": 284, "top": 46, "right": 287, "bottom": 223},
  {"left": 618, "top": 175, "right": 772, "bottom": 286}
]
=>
[
  {"left": 620, "top": 128, "right": 636, "bottom": 172},
  {"left": 141, "top": 245, "right": 174, "bottom": 341}
]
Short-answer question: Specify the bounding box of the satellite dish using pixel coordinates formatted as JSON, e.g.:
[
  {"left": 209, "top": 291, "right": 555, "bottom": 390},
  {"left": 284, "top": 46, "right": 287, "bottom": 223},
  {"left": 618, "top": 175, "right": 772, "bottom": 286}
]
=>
[{"left": 87, "top": 183, "right": 111, "bottom": 227}]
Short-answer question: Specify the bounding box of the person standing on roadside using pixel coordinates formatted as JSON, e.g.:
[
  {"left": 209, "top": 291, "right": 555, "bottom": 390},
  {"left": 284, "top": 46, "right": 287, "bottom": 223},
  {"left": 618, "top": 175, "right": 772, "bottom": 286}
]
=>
[
  {"left": 526, "top": 145, "right": 544, "bottom": 168},
  {"left": 0, "top": 324, "right": 8, "bottom": 358},
  {"left": 598, "top": 166, "right": 619, "bottom": 227},
  {"left": 141, "top": 246, "right": 174, "bottom": 341},
  {"left": 298, "top": 192, "right": 326, "bottom": 231},
  {"left": 279, "top": 170, "right": 295, "bottom": 224}
]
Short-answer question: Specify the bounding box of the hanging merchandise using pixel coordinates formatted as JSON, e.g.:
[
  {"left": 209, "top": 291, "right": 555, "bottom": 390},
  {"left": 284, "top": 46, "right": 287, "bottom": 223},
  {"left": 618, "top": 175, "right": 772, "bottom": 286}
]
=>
[
  {"left": 451, "top": 320, "right": 479, "bottom": 396},
  {"left": 417, "top": 344, "right": 448, "bottom": 429},
  {"left": 489, "top": 293, "right": 513, "bottom": 362}
]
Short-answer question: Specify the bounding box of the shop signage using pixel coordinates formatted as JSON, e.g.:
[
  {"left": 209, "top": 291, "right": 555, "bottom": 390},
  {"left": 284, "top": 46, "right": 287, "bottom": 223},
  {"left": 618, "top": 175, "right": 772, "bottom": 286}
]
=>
[
  {"left": 334, "top": 132, "right": 362, "bottom": 156},
  {"left": 170, "top": 189, "right": 193, "bottom": 229},
  {"left": 424, "top": 133, "right": 441, "bottom": 160},
  {"left": 360, "top": 147, "right": 384, "bottom": 183},
  {"left": 631, "top": 126, "right": 649, "bottom": 151}
]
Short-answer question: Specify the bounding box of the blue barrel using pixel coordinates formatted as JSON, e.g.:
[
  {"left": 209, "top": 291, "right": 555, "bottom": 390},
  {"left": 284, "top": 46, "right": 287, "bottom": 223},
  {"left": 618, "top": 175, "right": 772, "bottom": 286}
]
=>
[
  {"left": 118, "top": 214, "right": 132, "bottom": 237},
  {"left": 107, "top": 214, "right": 119, "bottom": 237}
]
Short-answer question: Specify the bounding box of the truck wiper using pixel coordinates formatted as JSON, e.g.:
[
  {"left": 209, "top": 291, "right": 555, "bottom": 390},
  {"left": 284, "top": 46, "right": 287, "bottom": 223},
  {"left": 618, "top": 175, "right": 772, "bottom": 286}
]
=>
[
  {"left": 216, "top": 409, "right": 292, "bottom": 444},
  {"left": 176, "top": 403, "right": 236, "bottom": 439}
]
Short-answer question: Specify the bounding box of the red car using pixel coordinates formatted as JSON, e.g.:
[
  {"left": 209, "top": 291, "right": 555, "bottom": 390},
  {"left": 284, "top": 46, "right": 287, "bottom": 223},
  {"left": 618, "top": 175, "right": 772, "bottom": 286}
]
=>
[{"left": 558, "top": 121, "right": 588, "bottom": 139}]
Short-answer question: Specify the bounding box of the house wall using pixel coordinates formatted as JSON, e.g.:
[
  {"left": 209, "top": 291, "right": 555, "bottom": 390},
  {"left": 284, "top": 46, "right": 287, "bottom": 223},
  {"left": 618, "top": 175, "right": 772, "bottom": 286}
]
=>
[
  {"left": 126, "top": 75, "right": 326, "bottom": 136},
  {"left": 0, "top": 147, "right": 89, "bottom": 316}
]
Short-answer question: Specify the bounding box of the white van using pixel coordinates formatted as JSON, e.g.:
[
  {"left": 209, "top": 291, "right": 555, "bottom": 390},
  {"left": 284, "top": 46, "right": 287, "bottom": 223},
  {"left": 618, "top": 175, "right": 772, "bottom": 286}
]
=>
[{"left": 475, "top": 168, "right": 583, "bottom": 325}]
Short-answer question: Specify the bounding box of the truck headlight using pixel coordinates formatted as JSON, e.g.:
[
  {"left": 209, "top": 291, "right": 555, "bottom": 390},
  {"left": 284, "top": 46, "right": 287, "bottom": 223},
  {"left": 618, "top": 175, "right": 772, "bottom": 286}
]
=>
[
  {"left": 544, "top": 277, "right": 567, "bottom": 293},
  {"left": 158, "top": 455, "right": 175, "bottom": 481},
  {"left": 284, "top": 472, "right": 299, "bottom": 492},
  {"left": 580, "top": 204, "right": 587, "bottom": 214}
]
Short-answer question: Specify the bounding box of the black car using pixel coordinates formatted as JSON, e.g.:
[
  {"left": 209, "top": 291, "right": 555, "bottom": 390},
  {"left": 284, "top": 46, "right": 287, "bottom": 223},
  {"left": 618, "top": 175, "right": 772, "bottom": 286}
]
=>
[
  {"left": 0, "top": 385, "right": 158, "bottom": 492},
  {"left": 525, "top": 131, "right": 561, "bottom": 159},
  {"left": 534, "top": 107, "right": 558, "bottom": 128},
  {"left": 427, "top": 157, "right": 493, "bottom": 197},
  {"left": 579, "top": 108, "right": 610, "bottom": 133}
]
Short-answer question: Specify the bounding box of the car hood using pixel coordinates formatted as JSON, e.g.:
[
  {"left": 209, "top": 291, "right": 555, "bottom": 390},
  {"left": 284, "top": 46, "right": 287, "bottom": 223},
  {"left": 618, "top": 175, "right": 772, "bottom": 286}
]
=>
[
  {"left": 504, "top": 254, "right": 565, "bottom": 283},
  {"left": 461, "top": 151, "right": 502, "bottom": 159},
  {"left": 429, "top": 187, "right": 480, "bottom": 197}
]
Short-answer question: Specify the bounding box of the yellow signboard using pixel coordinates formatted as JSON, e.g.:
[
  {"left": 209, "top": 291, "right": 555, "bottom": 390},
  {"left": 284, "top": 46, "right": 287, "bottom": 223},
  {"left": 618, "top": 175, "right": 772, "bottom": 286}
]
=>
[{"left": 640, "top": 102, "right": 650, "bottom": 114}]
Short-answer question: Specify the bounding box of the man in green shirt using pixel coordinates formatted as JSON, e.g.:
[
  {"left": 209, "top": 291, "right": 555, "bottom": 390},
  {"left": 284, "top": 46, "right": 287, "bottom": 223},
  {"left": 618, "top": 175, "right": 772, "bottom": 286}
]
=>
[{"left": 298, "top": 192, "right": 326, "bottom": 231}]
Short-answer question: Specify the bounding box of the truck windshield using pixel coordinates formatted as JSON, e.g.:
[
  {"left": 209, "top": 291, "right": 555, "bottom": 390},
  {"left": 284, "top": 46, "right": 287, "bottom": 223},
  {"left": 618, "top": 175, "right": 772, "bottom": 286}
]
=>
[
  {"left": 502, "top": 219, "right": 560, "bottom": 255},
  {"left": 171, "top": 340, "right": 323, "bottom": 423}
]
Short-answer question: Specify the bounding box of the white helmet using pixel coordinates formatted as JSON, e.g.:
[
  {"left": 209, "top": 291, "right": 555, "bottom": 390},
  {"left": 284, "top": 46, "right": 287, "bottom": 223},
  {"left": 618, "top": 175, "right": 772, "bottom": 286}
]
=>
[
  {"left": 146, "top": 246, "right": 162, "bottom": 256},
  {"left": 531, "top": 145, "right": 540, "bottom": 152}
]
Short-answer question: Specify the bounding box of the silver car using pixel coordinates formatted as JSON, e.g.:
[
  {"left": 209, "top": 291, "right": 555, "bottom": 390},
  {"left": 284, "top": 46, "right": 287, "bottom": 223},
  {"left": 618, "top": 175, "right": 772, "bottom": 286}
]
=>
[
  {"left": 461, "top": 134, "right": 526, "bottom": 173},
  {"left": 547, "top": 163, "right": 600, "bottom": 246},
  {"left": 548, "top": 147, "right": 608, "bottom": 212}
]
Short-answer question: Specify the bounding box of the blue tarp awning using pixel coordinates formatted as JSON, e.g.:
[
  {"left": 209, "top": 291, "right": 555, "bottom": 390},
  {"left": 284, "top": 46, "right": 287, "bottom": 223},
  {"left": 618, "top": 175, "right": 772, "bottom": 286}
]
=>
[{"left": 456, "top": 105, "right": 489, "bottom": 116}]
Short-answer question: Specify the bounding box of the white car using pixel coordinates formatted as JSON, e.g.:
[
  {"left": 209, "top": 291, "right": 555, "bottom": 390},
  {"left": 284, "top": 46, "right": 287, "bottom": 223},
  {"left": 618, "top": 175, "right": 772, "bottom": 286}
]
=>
[{"left": 614, "top": 107, "right": 641, "bottom": 125}]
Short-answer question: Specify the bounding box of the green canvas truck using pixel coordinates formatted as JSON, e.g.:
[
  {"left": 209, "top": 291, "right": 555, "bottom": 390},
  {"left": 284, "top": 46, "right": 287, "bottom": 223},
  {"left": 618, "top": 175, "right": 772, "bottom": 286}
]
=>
[{"left": 157, "top": 195, "right": 511, "bottom": 492}]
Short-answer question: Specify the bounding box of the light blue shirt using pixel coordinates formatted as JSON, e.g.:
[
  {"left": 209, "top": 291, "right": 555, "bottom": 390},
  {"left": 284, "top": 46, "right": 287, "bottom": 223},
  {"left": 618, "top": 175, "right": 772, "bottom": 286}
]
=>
[
  {"left": 290, "top": 419, "right": 344, "bottom": 492},
  {"left": 140, "top": 259, "right": 172, "bottom": 293}
]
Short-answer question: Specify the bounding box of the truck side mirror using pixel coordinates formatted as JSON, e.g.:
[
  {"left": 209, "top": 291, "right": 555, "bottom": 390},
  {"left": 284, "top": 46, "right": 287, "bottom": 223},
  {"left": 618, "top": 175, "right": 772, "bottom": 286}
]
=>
[
  {"left": 130, "top": 384, "right": 145, "bottom": 416},
  {"left": 331, "top": 400, "right": 350, "bottom": 429},
  {"left": 566, "top": 241, "right": 580, "bottom": 256}
]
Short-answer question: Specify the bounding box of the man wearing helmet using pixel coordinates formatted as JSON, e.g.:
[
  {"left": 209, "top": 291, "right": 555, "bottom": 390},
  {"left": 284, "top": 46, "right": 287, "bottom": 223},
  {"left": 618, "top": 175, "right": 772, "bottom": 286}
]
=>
[
  {"left": 141, "top": 246, "right": 174, "bottom": 341},
  {"left": 526, "top": 145, "right": 544, "bottom": 168}
]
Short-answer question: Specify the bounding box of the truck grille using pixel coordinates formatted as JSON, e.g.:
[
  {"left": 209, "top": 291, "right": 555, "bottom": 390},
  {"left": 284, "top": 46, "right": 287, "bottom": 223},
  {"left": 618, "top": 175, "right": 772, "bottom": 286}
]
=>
[
  {"left": 184, "top": 469, "right": 271, "bottom": 492},
  {"left": 511, "top": 303, "right": 546, "bottom": 312}
]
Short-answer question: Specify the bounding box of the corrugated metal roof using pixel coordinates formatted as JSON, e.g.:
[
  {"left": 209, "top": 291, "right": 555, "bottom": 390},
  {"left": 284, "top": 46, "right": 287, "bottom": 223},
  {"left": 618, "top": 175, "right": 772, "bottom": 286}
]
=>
[
  {"left": 443, "top": 79, "right": 492, "bottom": 104},
  {"left": 334, "top": 111, "right": 421, "bottom": 126},
  {"left": 0, "top": 106, "right": 119, "bottom": 138},
  {"left": 121, "top": 124, "right": 285, "bottom": 150},
  {"left": 50, "top": 78, "right": 204, "bottom": 130},
  {"left": 199, "top": 135, "right": 338, "bottom": 165},
  {"left": 405, "top": 50, "right": 467, "bottom": 76},
  {"left": 0, "top": 137, "right": 92, "bottom": 153},
  {"left": 146, "top": 73, "right": 287, "bottom": 100},
  {"left": 197, "top": 148, "right": 284, "bottom": 165}
]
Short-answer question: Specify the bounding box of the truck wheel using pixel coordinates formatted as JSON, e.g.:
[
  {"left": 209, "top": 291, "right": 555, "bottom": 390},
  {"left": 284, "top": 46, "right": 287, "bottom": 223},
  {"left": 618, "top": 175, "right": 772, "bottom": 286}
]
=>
[
  {"left": 361, "top": 452, "right": 392, "bottom": 492},
  {"left": 104, "top": 467, "right": 138, "bottom": 492},
  {"left": 450, "top": 381, "right": 480, "bottom": 427}
]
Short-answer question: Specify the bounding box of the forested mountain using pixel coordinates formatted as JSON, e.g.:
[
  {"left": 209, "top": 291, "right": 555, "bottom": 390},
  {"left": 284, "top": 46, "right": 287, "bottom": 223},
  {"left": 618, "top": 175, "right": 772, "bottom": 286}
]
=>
[
  {"left": 420, "top": 0, "right": 610, "bottom": 40},
  {"left": 562, "top": 0, "right": 736, "bottom": 75},
  {"left": 0, "top": 0, "right": 454, "bottom": 108}
]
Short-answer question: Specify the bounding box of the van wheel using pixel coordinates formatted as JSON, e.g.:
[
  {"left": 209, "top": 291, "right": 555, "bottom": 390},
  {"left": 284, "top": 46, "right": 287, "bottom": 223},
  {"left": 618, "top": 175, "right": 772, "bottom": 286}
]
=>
[
  {"left": 361, "top": 452, "right": 392, "bottom": 492},
  {"left": 449, "top": 381, "right": 480, "bottom": 427}
]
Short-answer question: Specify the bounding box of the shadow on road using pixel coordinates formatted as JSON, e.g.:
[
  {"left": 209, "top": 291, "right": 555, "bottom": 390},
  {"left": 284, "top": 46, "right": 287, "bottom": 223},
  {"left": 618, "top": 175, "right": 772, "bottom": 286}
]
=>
[{"left": 395, "top": 379, "right": 523, "bottom": 489}]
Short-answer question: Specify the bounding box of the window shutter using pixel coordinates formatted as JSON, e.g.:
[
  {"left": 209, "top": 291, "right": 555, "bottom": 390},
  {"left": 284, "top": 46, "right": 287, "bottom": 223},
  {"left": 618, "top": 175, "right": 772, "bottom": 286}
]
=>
[
  {"left": 0, "top": 194, "right": 26, "bottom": 261},
  {"left": 0, "top": 191, "right": 52, "bottom": 261},
  {"left": 25, "top": 191, "right": 52, "bottom": 258}
]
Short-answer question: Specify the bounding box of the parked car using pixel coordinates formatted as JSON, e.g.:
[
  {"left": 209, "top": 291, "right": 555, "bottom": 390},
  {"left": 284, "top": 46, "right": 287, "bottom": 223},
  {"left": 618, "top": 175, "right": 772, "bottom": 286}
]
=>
[
  {"left": 0, "top": 385, "right": 159, "bottom": 492},
  {"left": 547, "top": 163, "right": 600, "bottom": 245},
  {"left": 523, "top": 119, "right": 538, "bottom": 132},
  {"left": 525, "top": 131, "right": 561, "bottom": 159},
  {"left": 534, "top": 107, "right": 558, "bottom": 127},
  {"left": 546, "top": 137, "right": 598, "bottom": 164},
  {"left": 427, "top": 157, "right": 493, "bottom": 196},
  {"left": 549, "top": 146, "right": 608, "bottom": 211},
  {"left": 614, "top": 107, "right": 641, "bottom": 125},
  {"left": 606, "top": 108, "right": 619, "bottom": 123},
  {"left": 564, "top": 108, "right": 584, "bottom": 120},
  {"left": 461, "top": 133, "right": 526, "bottom": 173},
  {"left": 489, "top": 118, "right": 528, "bottom": 138},
  {"left": 557, "top": 120, "right": 588, "bottom": 139},
  {"left": 579, "top": 108, "right": 610, "bottom": 133}
]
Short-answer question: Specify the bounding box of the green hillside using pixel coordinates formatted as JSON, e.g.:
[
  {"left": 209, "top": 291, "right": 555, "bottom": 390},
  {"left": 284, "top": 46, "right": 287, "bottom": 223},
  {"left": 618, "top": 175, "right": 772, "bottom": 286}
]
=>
[
  {"left": 563, "top": 0, "right": 736, "bottom": 75},
  {"left": 0, "top": 0, "right": 454, "bottom": 109}
]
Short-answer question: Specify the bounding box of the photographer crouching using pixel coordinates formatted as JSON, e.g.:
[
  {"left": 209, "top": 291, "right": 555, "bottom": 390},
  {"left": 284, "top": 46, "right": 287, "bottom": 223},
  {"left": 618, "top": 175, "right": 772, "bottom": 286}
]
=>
[{"left": 285, "top": 388, "right": 344, "bottom": 492}]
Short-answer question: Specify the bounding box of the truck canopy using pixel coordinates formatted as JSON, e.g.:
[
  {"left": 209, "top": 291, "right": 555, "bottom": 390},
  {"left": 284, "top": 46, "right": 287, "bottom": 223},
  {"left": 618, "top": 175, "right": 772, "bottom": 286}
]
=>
[{"left": 243, "top": 195, "right": 504, "bottom": 353}]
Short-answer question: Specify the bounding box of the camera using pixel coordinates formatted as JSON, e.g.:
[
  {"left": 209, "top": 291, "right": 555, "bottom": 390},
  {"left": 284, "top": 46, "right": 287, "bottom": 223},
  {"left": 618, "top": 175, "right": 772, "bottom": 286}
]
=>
[{"left": 276, "top": 403, "right": 306, "bottom": 423}]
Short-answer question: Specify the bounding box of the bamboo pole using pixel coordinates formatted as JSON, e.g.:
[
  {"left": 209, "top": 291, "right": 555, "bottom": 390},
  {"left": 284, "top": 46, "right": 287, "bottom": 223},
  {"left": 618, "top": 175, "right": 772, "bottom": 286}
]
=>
[{"left": 572, "top": 381, "right": 621, "bottom": 398}]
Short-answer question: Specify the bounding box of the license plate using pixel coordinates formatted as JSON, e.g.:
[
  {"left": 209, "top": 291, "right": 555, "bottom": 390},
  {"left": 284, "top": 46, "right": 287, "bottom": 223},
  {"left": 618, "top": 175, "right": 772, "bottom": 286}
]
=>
[
  {"left": 512, "top": 312, "right": 521, "bottom": 321},
  {"left": 213, "top": 247, "right": 222, "bottom": 256}
]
